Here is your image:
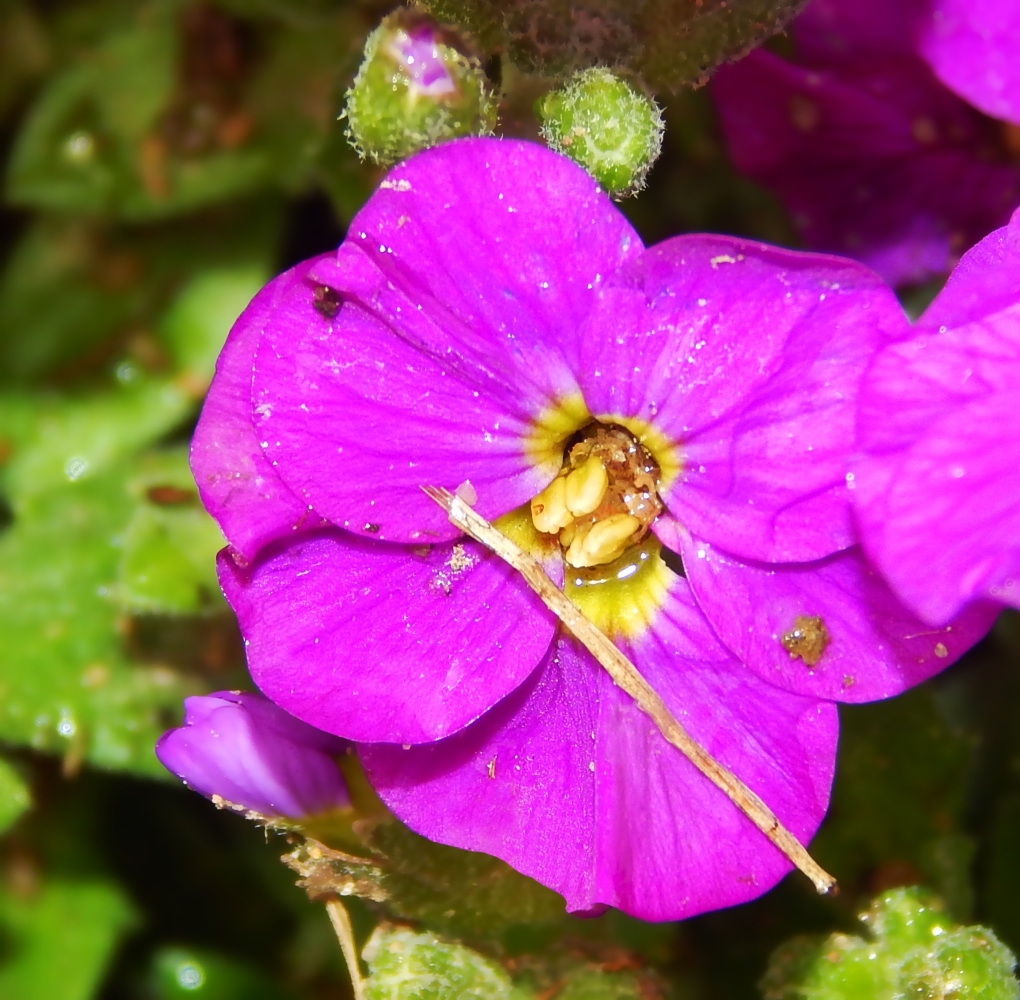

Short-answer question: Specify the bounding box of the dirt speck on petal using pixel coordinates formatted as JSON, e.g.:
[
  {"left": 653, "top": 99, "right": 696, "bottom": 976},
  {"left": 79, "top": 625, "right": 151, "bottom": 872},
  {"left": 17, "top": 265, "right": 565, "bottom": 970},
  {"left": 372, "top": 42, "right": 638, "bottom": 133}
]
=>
[{"left": 781, "top": 615, "right": 830, "bottom": 667}]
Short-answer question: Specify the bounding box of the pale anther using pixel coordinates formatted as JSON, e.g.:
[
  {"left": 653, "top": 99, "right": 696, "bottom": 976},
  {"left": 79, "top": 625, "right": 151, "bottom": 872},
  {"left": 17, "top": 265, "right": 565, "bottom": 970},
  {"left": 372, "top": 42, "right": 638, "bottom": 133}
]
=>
[
  {"left": 564, "top": 455, "right": 609, "bottom": 517},
  {"left": 531, "top": 476, "right": 573, "bottom": 534},
  {"left": 565, "top": 513, "right": 641, "bottom": 568}
]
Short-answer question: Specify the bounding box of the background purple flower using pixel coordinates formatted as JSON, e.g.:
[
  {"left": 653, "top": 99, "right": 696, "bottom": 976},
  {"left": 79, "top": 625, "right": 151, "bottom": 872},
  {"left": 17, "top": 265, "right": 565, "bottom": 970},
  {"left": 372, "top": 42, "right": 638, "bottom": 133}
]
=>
[
  {"left": 193, "top": 138, "right": 991, "bottom": 919},
  {"left": 711, "top": 0, "right": 1020, "bottom": 286},
  {"left": 854, "top": 208, "right": 1020, "bottom": 625},
  {"left": 157, "top": 691, "right": 350, "bottom": 820},
  {"left": 915, "top": 0, "right": 1020, "bottom": 126}
]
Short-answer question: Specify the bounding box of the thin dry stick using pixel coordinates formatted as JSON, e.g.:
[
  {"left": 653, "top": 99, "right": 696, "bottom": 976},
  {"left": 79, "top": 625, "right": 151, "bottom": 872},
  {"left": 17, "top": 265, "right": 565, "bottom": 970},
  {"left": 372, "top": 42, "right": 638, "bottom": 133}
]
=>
[
  {"left": 423, "top": 486, "right": 837, "bottom": 896},
  {"left": 326, "top": 897, "right": 367, "bottom": 1000}
]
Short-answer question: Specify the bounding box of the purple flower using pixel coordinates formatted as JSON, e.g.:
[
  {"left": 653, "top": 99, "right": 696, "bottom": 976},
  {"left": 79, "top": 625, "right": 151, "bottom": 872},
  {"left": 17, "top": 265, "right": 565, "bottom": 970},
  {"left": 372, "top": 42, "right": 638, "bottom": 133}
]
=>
[
  {"left": 711, "top": 0, "right": 1020, "bottom": 286},
  {"left": 156, "top": 691, "right": 349, "bottom": 820},
  {"left": 192, "top": 138, "right": 992, "bottom": 919},
  {"left": 854, "top": 208, "right": 1020, "bottom": 626},
  {"left": 915, "top": 0, "right": 1020, "bottom": 126}
]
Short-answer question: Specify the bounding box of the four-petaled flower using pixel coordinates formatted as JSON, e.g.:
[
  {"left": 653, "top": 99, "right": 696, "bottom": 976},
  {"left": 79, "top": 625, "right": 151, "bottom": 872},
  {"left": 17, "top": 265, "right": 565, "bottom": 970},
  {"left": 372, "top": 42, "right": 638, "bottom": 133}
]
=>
[{"left": 192, "top": 138, "right": 991, "bottom": 919}]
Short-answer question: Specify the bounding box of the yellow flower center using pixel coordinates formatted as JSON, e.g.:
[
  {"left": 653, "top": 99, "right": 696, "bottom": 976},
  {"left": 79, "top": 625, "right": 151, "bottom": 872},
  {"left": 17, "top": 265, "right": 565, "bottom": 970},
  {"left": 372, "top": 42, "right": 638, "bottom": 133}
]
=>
[{"left": 530, "top": 422, "right": 663, "bottom": 569}]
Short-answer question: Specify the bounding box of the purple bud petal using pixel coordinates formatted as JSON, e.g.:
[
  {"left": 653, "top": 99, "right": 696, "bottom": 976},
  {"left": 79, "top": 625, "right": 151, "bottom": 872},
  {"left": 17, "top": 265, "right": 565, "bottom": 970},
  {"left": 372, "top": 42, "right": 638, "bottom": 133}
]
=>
[
  {"left": 156, "top": 691, "right": 350, "bottom": 820},
  {"left": 386, "top": 23, "right": 458, "bottom": 97}
]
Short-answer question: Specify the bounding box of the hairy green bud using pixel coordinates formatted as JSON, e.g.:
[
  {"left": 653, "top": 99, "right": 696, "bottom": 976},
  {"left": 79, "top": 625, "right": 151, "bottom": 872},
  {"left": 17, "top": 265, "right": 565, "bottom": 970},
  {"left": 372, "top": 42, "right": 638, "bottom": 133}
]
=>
[
  {"left": 343, "top": 10, "right": 497, "bottom": 166},
  {"left": 761, "top": 887, "right": 1019, "bottom": 1000},
  {"left": 537, "top": 68, "right": 663, "bottom": 197},
  {"left": 362, "top": 925, "right": 523, "bottom": 1000}
]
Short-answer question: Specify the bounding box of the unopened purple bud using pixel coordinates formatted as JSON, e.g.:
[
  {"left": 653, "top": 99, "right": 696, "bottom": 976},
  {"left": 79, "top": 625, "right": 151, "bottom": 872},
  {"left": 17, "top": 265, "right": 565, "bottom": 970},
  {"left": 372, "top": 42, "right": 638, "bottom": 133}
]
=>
[
  {"left": 343, "top": 9, "right": 497, "bottom": 165},
  {"left": 385, "top": 23, "right": 458, "bottom": 98},
  {"left": 156, "top": 691, "right": 349, "bottom": 821}
]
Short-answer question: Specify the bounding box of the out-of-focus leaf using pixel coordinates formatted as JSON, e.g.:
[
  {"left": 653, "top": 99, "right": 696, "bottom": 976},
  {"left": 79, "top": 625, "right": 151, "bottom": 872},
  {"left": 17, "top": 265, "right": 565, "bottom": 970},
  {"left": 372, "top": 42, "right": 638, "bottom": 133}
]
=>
[
  {"left": 362, "top": 925, "right": 528, "bottom": 1000},
  {"left": 118, "top": 448, "right": 224, "bottom": 615},
  {"left": 157, "top": 265, "right": 267, "bottom": 387},
  {"left": 555, "top": 968, "right": 653, "bottom": 1000},
  {"left": 0, "top": 4, "right": 49, "bottom": 119},
  {"left": 0, "top": 877, "right": 135, "bottom": 1000},
  {"left": 1, "top": 379, "right": 193, "bottom": 505},
  {"left": 152, "top": 946, "right": 297, "bottom": 999},
  {"left": 0, "top": 756, "right": 31, "bottom": 835},
  {"left": 0, "top": 466, "right": 194, "bottom": 777},
  {"left": 0, "top": 220, "right": 147, "bottom": 384},
  {"left": 6, "top": 3, "right": 179, "bottom": 215},
  {"left": 813, "top": 686, "right": 975, "bottom": 889},
  {"left": 0, "top": 205, "right": 278, "bottom": 387},
  {"left": 984, "top": 793, "right": 1020, "bottom": 953},
  {"left": 8, "top": 2, "right": 362, "bottom": 221}
]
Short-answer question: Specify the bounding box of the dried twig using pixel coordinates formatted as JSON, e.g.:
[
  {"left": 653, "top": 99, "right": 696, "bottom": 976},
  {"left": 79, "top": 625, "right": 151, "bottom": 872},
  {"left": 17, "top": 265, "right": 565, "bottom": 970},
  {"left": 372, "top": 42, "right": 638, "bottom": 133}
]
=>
[
  {"left": 326, "top": 897, "right": 367, "bottom": 1000},
  {"left": 423, "top": 486, "right": 837, "bottom": 896}
]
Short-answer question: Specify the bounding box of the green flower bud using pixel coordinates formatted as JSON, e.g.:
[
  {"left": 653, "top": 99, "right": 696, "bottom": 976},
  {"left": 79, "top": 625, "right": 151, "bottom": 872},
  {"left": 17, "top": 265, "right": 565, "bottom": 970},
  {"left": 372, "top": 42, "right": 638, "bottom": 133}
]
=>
[
  {"left": 536, "top": 68, "right": 663, "bottom": 198},
  {"left": 343, "top": 10, "right": 498, "bottom": 166},
  {"left": 761, "top": 887, "right": 1019, "bottom": 1000}
]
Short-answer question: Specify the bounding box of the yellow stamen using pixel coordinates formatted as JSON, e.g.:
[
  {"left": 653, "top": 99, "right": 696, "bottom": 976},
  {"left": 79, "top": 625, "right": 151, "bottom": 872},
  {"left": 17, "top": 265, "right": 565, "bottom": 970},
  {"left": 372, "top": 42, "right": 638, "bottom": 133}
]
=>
[
  {"left": 530, "top": 476, "right": 574, "bottom": 534},
  {"left": 565, "top": 513, "right": 641, "bottom": 568},
  {"left": 563, "top": 455, "right": 609, "bottom": 517}
]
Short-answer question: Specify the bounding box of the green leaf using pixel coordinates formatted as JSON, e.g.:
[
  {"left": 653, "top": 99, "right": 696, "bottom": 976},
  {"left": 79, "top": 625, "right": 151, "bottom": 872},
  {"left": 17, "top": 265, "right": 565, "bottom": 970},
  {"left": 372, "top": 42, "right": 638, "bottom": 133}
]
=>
[
  {"left": 286, "top": 817, "right": 567, "bottom": 946},
  {"left": 0, "top": 208, "right": 277, "bottom": 387},
  {"left": 0, "top": 756, "right": 31, "bottom": 835},
  {"left": 6, "top": 2, "right": 179, "bottom": 215},
  {"left": 117, "top": 448, "right": 225, "bottom": 615},
  {"left": 0, "top": 5, "right": 50, "bottom": 125},
  {"left": 157, "top": 265, "right": 268, "bottom": 386},
  {"left": 760, "top": 888, "right": 1019, "bottom": 1000},
  {"left": 555, "top": 968, "right": 654, "bottom": 1000},
  {"left": 1, "top": 380, "right": 192, "bottom": 506},
  {"left": 0, "top": 877, "right": 136, "bottom": 1000},
  {"left": 362, "top": 925, "right": 528, "bottom": 1000},
  {"left": 813, "top": 686, "right": 974, "bottom": 886},
  {"left": 0, "top": 466, "right": 194, "bottom": 777},
  {"left": 0, "top": 219, "right": 147, "bottom": 384}
]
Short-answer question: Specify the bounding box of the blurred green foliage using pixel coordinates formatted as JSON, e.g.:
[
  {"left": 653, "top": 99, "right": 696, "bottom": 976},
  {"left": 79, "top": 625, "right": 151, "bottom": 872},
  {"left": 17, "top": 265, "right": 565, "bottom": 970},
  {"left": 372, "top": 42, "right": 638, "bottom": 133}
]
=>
[{"left": 0, "top": 1, "right": 1018, "bottom": 999}]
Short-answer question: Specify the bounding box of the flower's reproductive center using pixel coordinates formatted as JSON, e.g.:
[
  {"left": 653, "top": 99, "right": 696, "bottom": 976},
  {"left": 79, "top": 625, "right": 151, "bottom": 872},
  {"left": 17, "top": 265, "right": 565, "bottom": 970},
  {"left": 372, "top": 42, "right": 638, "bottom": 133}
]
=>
[{"left": 530, "top": 424, "right": 663, "bottom": 568}]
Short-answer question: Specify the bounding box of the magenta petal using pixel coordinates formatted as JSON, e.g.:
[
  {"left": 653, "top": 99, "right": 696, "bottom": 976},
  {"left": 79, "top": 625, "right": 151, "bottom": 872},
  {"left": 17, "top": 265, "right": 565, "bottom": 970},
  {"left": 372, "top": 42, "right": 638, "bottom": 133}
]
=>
[
  {"left": 680, "top": 534, "right": 998, "bottom": 702},
  {"left": 917, "top": 0, "right": 1020, "bottom": 125},
  {"left": 363, "top": 580, "right": 836, "bottom": 920},
  {"left": 191, "top": 257, "right": 332, "bottom": 560},
  {"left": 251, "top": 297, "right": 549, "bottom": 545},
  {"left": 578, "top": 235, "right": 908, "bottom": 562},
  {"left": 330, "top": 138, "right": 642, "bottom": 392},
  {"left": 217, "top": 531, "right": 557, "bottom": 743},
  {"left": 856, "top": 214, "right": 1020, "bottom": 623},
  {"left": 920, "top": 209, "right": 1020, "bottom": 332},
  {"left": 252, "top": 139, "right": 642, "bottom": 542},
  {"left": 857, "top": 387, "right": 1020, "bottom": 624}
]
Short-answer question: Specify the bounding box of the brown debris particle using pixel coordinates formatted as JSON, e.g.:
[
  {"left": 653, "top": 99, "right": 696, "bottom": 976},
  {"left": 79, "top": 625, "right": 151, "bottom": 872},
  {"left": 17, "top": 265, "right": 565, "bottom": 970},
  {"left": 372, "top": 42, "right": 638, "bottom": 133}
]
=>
[
  {"left": 313, "top": 285, "right": 341, "bottom": 318},
  {"left": 781, "top": 615, "right": 830, "bottom": 667},
  {"left": 146, "top": 484, "right": 197, "bottom": 506}
]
